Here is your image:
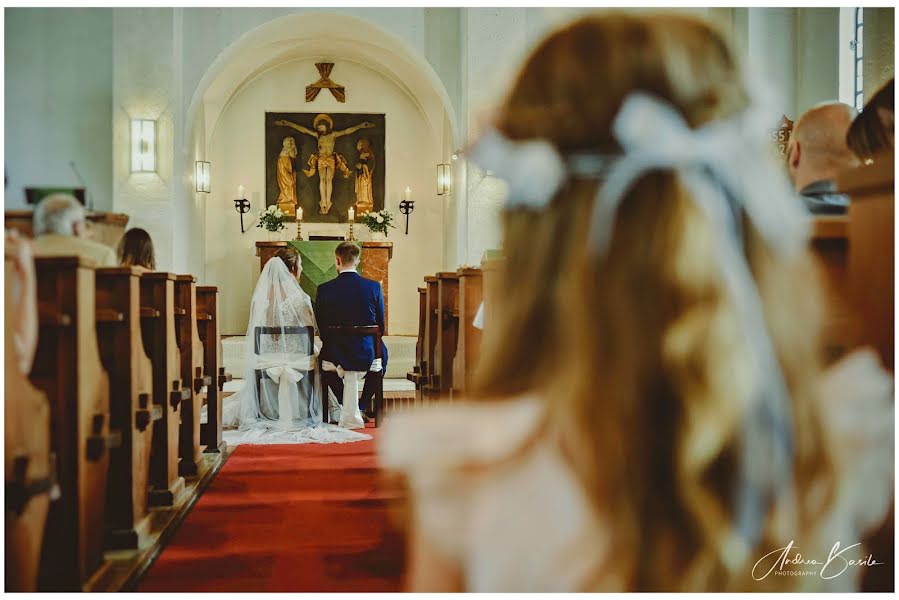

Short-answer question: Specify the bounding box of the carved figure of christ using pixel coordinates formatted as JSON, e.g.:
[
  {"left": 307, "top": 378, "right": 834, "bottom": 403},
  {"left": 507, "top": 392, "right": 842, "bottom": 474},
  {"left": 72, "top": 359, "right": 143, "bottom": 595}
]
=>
[{"left": 275, "top": 117, "right": 376, "bottom": 214}]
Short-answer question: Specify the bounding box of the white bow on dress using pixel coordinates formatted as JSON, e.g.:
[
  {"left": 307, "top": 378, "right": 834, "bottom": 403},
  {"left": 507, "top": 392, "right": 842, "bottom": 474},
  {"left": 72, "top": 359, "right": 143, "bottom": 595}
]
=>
[{"left": 254, "top": 353, "right": 317, "bottom": 424}]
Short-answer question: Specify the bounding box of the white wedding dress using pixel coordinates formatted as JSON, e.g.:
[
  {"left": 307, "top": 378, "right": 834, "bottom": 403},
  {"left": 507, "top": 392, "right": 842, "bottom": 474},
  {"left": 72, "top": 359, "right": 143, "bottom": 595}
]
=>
[{"left": 220, "top": 256, "right": 371, "bottom": 445}]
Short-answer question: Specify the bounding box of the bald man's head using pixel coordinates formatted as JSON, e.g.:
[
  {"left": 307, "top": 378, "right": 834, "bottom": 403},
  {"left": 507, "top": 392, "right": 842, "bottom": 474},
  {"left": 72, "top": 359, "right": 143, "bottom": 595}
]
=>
[{"left": 787, "top": 102, "right": 858, "bottom": 191}]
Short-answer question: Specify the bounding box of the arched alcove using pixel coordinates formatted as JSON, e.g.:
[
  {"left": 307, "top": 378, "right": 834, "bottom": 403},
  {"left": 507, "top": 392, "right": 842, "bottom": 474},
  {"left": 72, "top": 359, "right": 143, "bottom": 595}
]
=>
[{"left": 184, "top": 12, "right": 459, "bottom": 335}]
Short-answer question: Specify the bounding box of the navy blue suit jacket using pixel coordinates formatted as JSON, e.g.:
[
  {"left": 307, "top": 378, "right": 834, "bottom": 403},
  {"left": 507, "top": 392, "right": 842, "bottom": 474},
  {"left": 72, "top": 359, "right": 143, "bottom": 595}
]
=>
[{"left": 315, "top": 271, "right": 388, "bottom": 372}]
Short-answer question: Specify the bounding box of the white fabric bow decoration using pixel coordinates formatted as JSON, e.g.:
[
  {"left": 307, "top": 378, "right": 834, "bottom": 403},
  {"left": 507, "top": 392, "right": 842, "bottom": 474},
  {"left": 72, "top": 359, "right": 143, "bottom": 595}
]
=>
[
  {"left": 254, "top": 353, "right": 317, "bottom": 423},
  {"left": 470, "top": 89, "right": 808, "bottom": 555},
  {"left": 321, "top": 359, "right": 383, "bottom": 430}
]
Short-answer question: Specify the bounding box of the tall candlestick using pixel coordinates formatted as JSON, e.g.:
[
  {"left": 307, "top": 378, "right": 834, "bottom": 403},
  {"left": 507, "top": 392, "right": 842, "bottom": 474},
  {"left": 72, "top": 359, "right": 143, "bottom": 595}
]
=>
[
  {"left": 297, "top": 206, "right": 303, "bottom": 221},
  {"left": 238, "top": 185, "right": 245, "bottom": 199},
  {"left": 404, "top": 186, "right": 412, "bottom": 201}
]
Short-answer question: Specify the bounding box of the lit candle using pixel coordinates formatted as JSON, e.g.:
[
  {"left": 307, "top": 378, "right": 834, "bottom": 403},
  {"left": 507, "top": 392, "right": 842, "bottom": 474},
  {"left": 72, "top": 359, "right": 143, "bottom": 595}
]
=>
[
  {"left": 238, "top": 185, "right": 245, "bottom": 199},
  {"left": 348, "top": 207, "right": 355, "bottom": 221},
  {"left": 404, "top": 186, "right": 412, "bottom": 201},
  {"left": 297, "top": 206, "right": 303, "bottom": 221}
]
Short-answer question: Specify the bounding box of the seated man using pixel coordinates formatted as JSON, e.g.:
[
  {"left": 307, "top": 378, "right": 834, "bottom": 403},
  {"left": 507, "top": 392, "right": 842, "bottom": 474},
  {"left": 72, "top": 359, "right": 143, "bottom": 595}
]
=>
[
  {"left": 315, "top": 242, "right": 388, "bottom": 423},
  {"left": 786, "top": 102, "right": 858, "bottom": 215},
  {"left": 31, "top": 194, "right": 117, "bottom": 266}
]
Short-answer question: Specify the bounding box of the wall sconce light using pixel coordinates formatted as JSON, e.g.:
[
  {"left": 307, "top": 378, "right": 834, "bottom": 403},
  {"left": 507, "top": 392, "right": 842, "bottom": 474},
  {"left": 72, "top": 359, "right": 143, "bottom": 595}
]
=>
[
  {"left": 234, "top": 185, "right": 251, "bottom": 233},
  {"left": 195, "top": 161, "right": 211, "bottom": 193},
  {"left": 437, "top": 163, "right": 451, "bottom": 196},
  {"left": 130, "top": 119, "right": 157, "bottom": 173},
  {"left": 399, "top": 186, "right": 415, "bottom": 235}
]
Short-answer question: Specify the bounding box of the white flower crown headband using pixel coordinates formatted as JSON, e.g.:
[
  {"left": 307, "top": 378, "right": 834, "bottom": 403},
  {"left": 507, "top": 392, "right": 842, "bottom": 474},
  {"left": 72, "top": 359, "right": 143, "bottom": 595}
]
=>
[{"left": 469, "top": 89, "right": 810, "bottom": 561}]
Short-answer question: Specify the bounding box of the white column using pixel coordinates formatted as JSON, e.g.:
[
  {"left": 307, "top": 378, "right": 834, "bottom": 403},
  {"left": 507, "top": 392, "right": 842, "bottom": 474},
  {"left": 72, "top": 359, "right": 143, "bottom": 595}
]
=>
[
  {"left": 112, "top": 7, "right": 180, "bottom": 271},
  {"left": 461, "top": 8, "right": 529, "bottom": 265},
  {"left": 748, "top": 8, "right": 798, "bottom": 120}
]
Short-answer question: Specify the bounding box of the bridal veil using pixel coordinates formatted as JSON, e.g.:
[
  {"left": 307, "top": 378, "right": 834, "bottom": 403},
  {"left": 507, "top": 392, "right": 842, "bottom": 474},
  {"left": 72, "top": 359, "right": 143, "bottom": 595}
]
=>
[{"left": 221, "top": 255, "right": 370, "bottom": 445}]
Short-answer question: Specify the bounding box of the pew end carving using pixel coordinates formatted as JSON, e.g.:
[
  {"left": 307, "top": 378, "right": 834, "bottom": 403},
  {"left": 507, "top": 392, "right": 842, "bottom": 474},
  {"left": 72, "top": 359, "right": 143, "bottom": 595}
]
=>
[
  {"left": 196, "top": 286, "right": 229, "bottom": 454},
  {"left": 94, "top": 267, "right": 156, "bottom": 550},
  {"left": 174, "top": 275, "right": 209, "bottom": 477},
  {"left": 30, "top": 257, "right": 112, "bottom": 590},
  {"left": 421, "top": 276, "right": 440, "bottom": 403},
  {"left": 5, "top": 259, "right": 55, "bottom": 591},
  {"left": 435, "top": 272, "right": 461, "bottom": 399},
  {"left": 452, "top": 267, "right": 483, "bottom": 396},
  {"left": 139, "top": 273, "right": 186, "bottom": 507}
]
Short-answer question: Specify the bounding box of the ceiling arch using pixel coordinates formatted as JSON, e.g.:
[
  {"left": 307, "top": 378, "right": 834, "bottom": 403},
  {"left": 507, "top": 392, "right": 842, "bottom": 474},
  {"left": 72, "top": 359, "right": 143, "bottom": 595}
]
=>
[{"left": 186, "top": 12, "right": 460, "bottom": 155}]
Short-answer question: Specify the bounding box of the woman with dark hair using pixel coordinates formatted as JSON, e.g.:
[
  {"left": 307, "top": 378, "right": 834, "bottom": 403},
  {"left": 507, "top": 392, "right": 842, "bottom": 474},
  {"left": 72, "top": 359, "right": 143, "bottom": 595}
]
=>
[
  {"left": 847, "top": 78, "right": 894, "bottom": 163},
  {"left": 117, "top": 228, "right": 156, "bottom": 273}
]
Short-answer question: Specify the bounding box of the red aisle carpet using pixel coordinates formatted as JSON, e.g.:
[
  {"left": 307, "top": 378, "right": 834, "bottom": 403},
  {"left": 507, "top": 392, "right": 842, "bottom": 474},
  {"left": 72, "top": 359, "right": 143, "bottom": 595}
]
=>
[{"left": 138, "top": 425, "right": 406, "bottom": 592}]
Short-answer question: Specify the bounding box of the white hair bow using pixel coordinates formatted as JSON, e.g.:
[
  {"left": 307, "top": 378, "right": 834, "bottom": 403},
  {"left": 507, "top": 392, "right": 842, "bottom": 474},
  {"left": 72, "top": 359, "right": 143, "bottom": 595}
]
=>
[{"left": 470, "top": 91, "right": 808, "bottom": 556}]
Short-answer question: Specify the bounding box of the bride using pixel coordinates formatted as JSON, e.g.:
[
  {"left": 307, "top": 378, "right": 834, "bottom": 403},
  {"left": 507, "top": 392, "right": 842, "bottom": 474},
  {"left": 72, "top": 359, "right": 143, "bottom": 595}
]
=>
[{"left": 221, "top": 247, "right": 371, "bottom": 445}]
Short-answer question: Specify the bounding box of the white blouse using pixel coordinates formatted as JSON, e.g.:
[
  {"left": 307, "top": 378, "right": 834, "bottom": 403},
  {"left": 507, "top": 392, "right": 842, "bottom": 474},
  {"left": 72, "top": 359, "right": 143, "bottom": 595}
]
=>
[{"left": 378, "top": 349, "right": 893, "bottom": 592}]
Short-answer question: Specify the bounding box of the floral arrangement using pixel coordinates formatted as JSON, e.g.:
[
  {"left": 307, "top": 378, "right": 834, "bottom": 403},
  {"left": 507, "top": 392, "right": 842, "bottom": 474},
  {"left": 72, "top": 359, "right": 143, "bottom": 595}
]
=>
[
  {"left": 257, "top": 204, "right": 287, "bottom": 233},
  {"left": 358, "top": 209, "right": 396, "bottom": 235}
]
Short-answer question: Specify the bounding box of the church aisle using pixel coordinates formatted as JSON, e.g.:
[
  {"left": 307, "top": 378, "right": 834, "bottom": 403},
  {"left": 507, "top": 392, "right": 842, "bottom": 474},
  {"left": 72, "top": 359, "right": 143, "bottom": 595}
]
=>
[{"left": 138, "top": 425, "right": 406, "bottom": 592}]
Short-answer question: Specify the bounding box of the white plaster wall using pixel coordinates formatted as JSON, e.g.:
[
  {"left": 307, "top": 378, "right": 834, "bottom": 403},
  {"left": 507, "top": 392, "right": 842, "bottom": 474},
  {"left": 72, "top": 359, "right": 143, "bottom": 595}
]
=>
[
  {"left": 748, "top": 8, "right": 798, "bottom": 119},
  {"left": 863, "top": 8, "right": 895, "bottom": 100},
  {"left": 457, "top": 7, "right": 714, "bottom": 266},
  {"left": 9, "top": 7, "right": 884, "bottom": 298},
  {"left": 179, "top": 8, "right": 428, "bottom": 122},
  {"left": 206, "top": 58, "right": 445, "bottom": 336},
  {"left": 797, "top": 9, "right": 840, "bottom": 114},
  {"left": 461, "top": 8, "right": 528, "bottom": 265},
  {"left": 112, "top": 8, "right": 179, "bottom": 271},
  {"left": 4, "top": 8, "right": 113, "bottom": 211}
]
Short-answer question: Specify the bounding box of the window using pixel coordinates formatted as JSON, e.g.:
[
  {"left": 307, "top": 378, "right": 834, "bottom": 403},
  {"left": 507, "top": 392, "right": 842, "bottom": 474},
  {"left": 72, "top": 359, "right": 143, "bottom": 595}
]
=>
[
  {"left": 839, "top": 8, "right": 864, "bottom": 109},
  {"left": 851, "top": 8, "right": 864, "bottom": 110}
]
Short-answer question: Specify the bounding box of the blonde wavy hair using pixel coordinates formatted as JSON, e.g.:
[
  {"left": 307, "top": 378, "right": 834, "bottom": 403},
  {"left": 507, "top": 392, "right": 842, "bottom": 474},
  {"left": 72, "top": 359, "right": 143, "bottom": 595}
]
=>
[{"left": 473, "top": 12, "right": 835, "bottom": 591}]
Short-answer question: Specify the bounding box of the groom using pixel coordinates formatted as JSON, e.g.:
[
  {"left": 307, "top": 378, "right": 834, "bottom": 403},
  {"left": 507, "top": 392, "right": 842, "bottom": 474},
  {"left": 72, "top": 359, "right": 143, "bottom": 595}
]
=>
[{"left": 315, "top": 242, "right": 388, "bottom": 422}]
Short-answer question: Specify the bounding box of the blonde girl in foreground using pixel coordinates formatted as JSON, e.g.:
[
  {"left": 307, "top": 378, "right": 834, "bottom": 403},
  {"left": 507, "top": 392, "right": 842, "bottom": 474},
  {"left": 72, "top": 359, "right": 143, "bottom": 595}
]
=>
[{"left": 380, "top": 12, "right": 893, "bottom": 592}]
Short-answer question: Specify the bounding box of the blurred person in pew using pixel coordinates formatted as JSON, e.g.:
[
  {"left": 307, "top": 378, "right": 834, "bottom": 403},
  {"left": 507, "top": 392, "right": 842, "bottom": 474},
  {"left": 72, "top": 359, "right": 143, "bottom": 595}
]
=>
[
  {"left": 847, "top": 78, "right": 894, "bottom": 164},
  {"left": 117, "top": 227, "right": 156, "bottom": 273},
  {"left": 786, "top": 102, "right": 858, "bottom": 214},
  {"left": 380, "top": 13, "right": 893, "bottom": 593},
  {"left": 5, "top": 228, "right": 38, "bottom": 373},
  {"left": 31, "top": 193, "right": 116, "bottom": 266}
]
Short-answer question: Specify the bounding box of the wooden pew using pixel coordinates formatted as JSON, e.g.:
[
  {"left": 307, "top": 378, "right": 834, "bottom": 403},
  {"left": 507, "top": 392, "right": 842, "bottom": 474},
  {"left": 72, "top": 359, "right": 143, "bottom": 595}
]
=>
[
  {"left": 480, "top": 256, "right": 503, "bottom": 353},
  {"left": 434, "top": 272, "right": 460, "bottom": 398},
  {"left": 420, "top": 276, "right": 440, "bottom": 403},
  {"left": 174, "top": 275, "right": 211, "bottom": 477},
  {"left": 140, "top": 273, "right": 187, "bottom": 507},
  {"left": 30, "top": 257, "right": 114, "bottom": 590},
  {"left": 94, "top": 267, "right": 159, "bottom": 550},
  {"left": 196, "top": 286, "right": 230, "bottom": 454},
  {"left": 406, "top": 286, "right": 428, "bottom": 403},
  {"left": 5, "top": 259, "right": 55, "bottom": 592},
  {"left": 452, "top": 267, "right": 483, "bottom": 397},
  {"left": 809, "top": 215, "right": 856, "bottom": 360},
  {"left": 838, "top": 155, "right": 895, "bottom": 593},
  {"left": 840, "top": 156, "right": 894, "bottom": 368}
]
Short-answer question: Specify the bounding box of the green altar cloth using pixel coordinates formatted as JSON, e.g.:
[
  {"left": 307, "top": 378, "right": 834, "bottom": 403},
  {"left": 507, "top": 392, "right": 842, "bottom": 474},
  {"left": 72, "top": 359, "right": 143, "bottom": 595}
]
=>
[{"left": 289, "top": 240, "right": 363, "bottom": 303}]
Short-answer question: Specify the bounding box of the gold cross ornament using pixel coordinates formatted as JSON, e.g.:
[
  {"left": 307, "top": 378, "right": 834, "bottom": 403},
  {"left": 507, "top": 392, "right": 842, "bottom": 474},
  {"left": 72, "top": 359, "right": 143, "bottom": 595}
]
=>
[{"left": 306, "top": 63, "right": 346, "bottom": 103}]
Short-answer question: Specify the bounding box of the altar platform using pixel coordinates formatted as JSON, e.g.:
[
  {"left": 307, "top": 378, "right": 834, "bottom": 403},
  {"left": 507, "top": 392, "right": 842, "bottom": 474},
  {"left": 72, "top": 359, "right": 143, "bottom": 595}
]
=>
[{"left": 256, "top": 240, "right": 393, "bottom": 333}]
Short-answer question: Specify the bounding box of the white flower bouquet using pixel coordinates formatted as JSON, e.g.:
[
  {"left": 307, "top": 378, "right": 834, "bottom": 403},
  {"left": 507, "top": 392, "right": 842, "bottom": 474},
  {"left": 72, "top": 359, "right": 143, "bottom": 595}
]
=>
[
  {"left": 358, "top": 208, "right": 396, "bottom": 235},
  {"left": 257, "top": 204, "right": 287, "bottom": 232}
]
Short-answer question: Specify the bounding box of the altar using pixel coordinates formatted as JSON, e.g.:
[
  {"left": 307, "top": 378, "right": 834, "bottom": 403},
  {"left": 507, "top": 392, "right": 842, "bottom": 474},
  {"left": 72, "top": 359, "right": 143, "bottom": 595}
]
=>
[{"left": 255, "top": 240, "right": 393, "bottom": 333}]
